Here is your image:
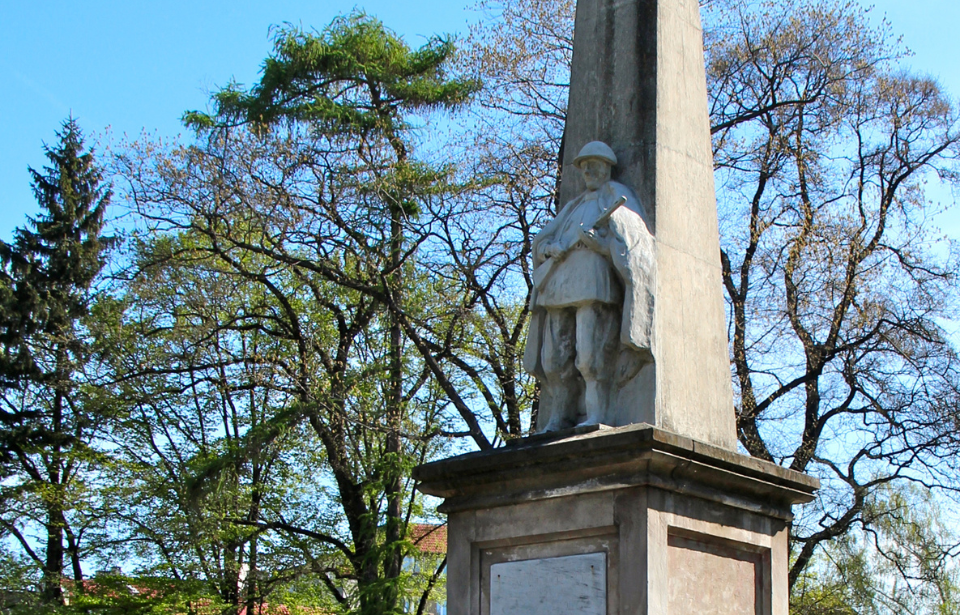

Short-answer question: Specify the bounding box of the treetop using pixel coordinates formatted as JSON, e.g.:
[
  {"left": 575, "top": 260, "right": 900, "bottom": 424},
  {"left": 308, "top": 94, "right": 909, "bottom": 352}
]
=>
[{"left": 184, "top": 12, "right": 480, "bottom": 135}]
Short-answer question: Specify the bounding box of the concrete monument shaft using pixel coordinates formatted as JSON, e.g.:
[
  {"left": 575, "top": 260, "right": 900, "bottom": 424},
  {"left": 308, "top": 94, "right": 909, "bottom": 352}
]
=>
[{"left": 561, "top": 0, "right": 735, "bottom": 449}]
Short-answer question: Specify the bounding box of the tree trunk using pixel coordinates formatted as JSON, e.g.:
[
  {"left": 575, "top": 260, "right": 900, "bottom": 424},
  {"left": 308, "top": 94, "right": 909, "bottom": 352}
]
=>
[
  {"left": 382, "top": 204, "right": 405, "bottom": 614},
  {"left": 244, "top": 461, "right": 263, "bottom": 615},
  {"left": 42, "top": 384, "right": 67, "bottom": 604},
  {"left": 65, "top": 524, "right": 83, "bottom": 583},
  {"left": 42, "top": 512, "right": 65, "bottom": 603}
]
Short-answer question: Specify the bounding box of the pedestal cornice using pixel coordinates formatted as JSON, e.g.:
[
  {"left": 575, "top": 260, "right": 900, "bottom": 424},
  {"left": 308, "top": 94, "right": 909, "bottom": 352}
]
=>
[{"left": 415, "top": 424, "right": 818, "bottom": 520}]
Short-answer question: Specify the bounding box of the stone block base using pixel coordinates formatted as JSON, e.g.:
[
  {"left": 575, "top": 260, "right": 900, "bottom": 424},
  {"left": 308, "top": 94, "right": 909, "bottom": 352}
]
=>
[{"left": 414, "top": 424, "right": 818, "bottom": 615}]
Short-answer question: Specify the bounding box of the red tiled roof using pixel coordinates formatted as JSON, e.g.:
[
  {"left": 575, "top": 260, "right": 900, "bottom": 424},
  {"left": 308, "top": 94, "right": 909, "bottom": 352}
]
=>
[
  {"left": 238, "top": 605, "right": 330, "bottom": 615},
  {"left": 238, "top": 605, "right": 294, "bottom": 615},
  {"left": 410, "top": 523, "right": 447, "bottom": 554}
]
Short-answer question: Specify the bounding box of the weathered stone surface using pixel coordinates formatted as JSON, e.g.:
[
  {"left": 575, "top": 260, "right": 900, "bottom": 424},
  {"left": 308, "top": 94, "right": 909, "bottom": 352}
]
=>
[
  {"left": 490, "top": 553, "right": 607, "bottom": 615},
  {"left": 524, "top": 144, "right": 656, "bottom": 433},
  {"left": 668, "top": 534, "right": 761, "bottom": 614},
  {"left": 422, "top": 0, "right": 822, "bottom": 611},
  {"left": 418, "top": 426, "right": 814, "bottom": 615},
  {"left": 415, "top": 423, "right": 818, "bottom": 518},
  {"left": 559, "top": 0, "right": 736, "bottom": 449}
]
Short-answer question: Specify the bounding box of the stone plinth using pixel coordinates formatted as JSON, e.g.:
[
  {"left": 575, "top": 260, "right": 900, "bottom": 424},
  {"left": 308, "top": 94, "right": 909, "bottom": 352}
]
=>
[{"left": 414, "top": 425, "right": 818, "bottom": 615}]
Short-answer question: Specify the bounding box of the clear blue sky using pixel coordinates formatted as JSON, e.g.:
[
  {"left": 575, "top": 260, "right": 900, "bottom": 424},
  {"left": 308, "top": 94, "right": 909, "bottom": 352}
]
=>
[
  {"left": 0, "top": 0, "right": 477, "bottom": 241},
  {"left": 2, "top": 0, "right": 960, "bottom": 241}
]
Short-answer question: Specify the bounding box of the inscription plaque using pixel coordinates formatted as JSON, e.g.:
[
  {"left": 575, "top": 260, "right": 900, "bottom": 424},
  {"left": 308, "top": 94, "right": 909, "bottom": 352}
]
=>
[{"left": 489, "top": 552, "right": 607, "bottom": 615}]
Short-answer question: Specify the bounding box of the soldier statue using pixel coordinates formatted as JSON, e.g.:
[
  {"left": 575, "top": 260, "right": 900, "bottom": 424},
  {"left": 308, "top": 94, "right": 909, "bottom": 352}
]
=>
[{"left": 524, "top": 141, "right": 656, "bottom": 431}]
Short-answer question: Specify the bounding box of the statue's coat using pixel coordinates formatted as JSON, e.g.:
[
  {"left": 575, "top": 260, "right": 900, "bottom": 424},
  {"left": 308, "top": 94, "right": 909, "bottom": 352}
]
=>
[{"left": 524, "top": 179, "right": 655, "bottom": 379}]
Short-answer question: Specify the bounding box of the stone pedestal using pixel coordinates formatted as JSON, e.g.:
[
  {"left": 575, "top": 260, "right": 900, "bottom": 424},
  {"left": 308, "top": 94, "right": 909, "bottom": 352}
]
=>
[{"left": 414, "top": 425, "right": 818, "bottom": 615}]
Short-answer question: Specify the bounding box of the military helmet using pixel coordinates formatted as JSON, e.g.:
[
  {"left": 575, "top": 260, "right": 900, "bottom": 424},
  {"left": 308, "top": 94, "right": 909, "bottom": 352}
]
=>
[{"left": 573, "top": 141, "right": 618, "bottom": 168}]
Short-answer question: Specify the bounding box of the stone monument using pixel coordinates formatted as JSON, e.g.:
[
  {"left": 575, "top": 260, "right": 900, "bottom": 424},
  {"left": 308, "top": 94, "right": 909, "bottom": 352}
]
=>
[
  {"left": 524, "top": 140, "right": 655, "bottom": 431},
  {"left": 415, "top": 0, "right": 819, "bottom": 613}
]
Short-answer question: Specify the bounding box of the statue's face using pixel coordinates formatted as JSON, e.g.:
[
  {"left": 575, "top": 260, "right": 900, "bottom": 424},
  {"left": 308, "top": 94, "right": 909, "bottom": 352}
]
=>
[{"left": 580, "top": 159, "right": 611, "bottom": 191}]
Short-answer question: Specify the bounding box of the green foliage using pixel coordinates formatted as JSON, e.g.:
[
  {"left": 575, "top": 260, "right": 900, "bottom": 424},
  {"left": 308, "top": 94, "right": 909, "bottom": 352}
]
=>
[
  {"left": 0, "top": 117, "right": 116, "bottom": 606},
  {"left": 10, "top": 5, "right": 960, "bottom": 615},
  {"left": 792, "top": 485, "right": 960, "bottom": 615},
  {"left": 0, "top": 115, "right": 114, "bottom": 422},
  {"left": 155, "top": 13, "right": 479, "bottom": 614},
  {"left": 0, "top": 549, "right": 45, "bottom": 612},
  {"left": 113, "top": 103, "right": 470, "bottom": 611},
  {"left": 93, "top": 225, "right": 323, "bottom": 606},
  {"left": 184, "top": 12, "right": 479, "bottom": 135},
  {"left": 62, "top": 576, "right": 224, "bottom": 615},
  {"left": 0, "top": 574, "right": 226, "bottom": 615}
]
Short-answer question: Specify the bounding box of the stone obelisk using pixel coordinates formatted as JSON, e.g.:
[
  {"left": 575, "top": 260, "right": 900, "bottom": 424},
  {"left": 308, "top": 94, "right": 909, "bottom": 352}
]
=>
[
  {"left": 560, "top": 0, "right": 735, "bottom": 449},
  {"left": 415, "top": 1, "right": 818, "bottom": 614}
]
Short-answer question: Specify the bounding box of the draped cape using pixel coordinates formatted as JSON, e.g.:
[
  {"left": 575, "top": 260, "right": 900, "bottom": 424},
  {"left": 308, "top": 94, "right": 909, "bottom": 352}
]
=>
[{"left": 523, "top": 180, "right": 656, "bottom": 378}]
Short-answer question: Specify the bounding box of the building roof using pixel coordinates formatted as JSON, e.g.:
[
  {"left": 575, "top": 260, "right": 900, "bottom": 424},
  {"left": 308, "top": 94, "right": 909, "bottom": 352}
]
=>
[{"left": 410, "top": 523, "right": 447, "bottom": 554}]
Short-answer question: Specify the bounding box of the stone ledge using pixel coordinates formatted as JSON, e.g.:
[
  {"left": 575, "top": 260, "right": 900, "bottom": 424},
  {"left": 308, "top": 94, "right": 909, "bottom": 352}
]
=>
[{"left": 415, "top": 423, "right": 818, "bottom": 518}]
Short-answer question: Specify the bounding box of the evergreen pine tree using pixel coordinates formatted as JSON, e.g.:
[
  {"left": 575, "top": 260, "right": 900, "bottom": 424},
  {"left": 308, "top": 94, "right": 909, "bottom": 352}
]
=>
[{"left": 0, "top": 118, "right": 114, "bottom": 604}]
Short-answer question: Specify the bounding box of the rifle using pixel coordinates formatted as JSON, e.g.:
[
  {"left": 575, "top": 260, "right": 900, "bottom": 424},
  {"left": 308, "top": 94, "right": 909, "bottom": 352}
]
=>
[{"left": 532, "top": 195, "right": 629, "bottom": 292}]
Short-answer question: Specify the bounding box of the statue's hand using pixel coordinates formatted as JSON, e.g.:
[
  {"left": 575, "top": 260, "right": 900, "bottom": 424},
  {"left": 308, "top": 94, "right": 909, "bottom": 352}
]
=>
[
  {"left": 578, "top": 226, "right": 603, "bottom": 252},
  {"left": 541, "top": 242, "right": 564, "bottom": 259}
]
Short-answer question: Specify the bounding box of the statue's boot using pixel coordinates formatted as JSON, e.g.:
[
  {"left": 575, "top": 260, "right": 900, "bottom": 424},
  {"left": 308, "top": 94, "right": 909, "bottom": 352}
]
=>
[
  {"left": 582, "top": 378, "right": 613, "bottom": 426},
  {"left": 539, "top": 377, "right": 582, "bottom": 432}
]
